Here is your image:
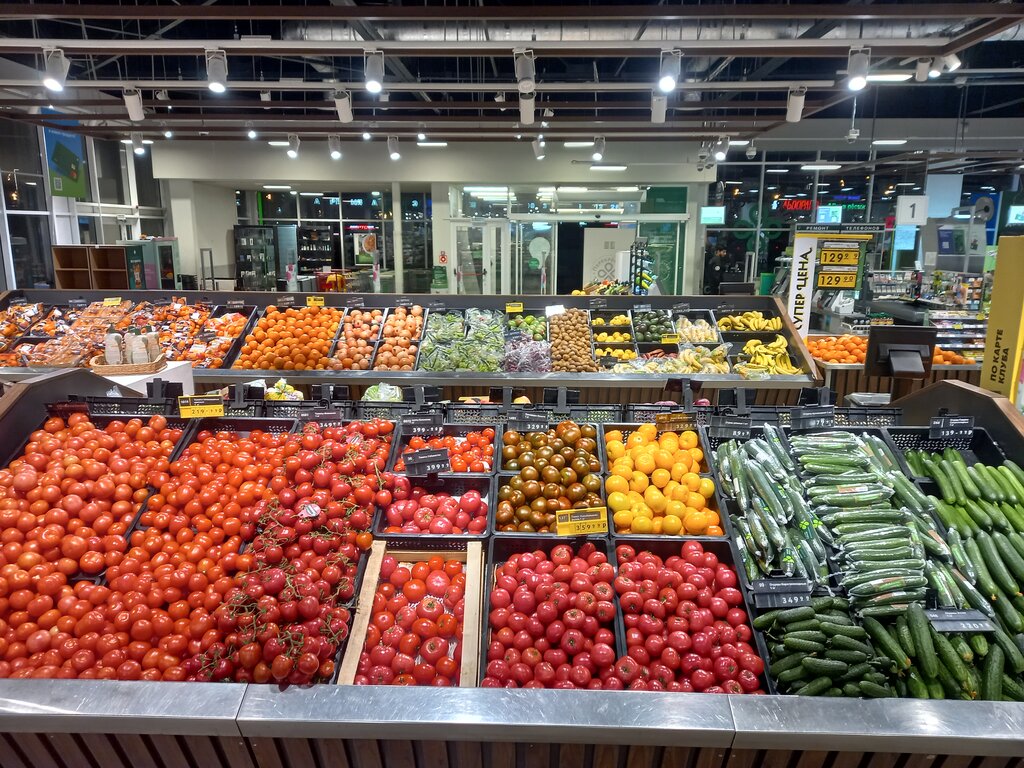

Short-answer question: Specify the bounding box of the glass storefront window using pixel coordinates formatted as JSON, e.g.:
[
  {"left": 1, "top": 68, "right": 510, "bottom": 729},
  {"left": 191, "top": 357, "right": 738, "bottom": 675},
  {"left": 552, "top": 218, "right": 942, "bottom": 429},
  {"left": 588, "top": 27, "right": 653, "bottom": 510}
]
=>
[
  {"left": 342, "top": 191, "right": 389, "bottom": 220},
  {"left": 95, "top": 140, "right": 129, "bottom": 204},
  {"left": 8, "top": 214, "right": 53, "bottom": 288},
  {"left": 101, "top": 217, "right": 125, "bottom": 243},
  {"left": 761, "top": 171, "right": 817, "bottom": 226},
  {"left": 702, "top": 229, "right": 755, "bottom": 294},
  {"left": 261, "top": 192, "right": 297, "bottom": 219},
  {"left": 140, "top": 218, "right": 165, "bottom": 237},
  {"left": 3, "top": 172, "right": 46, "bottom": 211},
  {"left": 401, "top": 191, "right": 433, "bottom": 292},
  {"left": 299, "top": 193, "right": 340, "bottom": 221},
  {"left": 817, "top": 173, "right": 871, "bottom": 224},
  {"left": 78, "top": 216, "right": 99, "bottom": 244},
  {"left": 133, "top": 151, "right": 162, "bottom": 207},
  {"left": 0, "top": 122, "right": 42, "bottom": 176}
]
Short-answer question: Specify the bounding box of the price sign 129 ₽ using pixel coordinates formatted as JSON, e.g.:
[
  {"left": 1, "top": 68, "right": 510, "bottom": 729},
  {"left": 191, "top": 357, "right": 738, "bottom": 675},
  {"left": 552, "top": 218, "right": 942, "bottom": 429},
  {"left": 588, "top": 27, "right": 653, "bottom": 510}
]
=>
[
  {"left": 816, "top": 271, "right": 858, "bottom": 289},
  {"left": 818, "top": 249, "right": 860, "bottom": 266}
]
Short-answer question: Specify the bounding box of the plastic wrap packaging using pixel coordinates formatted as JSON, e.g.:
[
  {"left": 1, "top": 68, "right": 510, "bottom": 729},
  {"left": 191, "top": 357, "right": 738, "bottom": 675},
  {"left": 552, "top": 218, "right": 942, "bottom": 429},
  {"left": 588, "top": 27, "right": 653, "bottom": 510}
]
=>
[
  {"left": 675, "top": 316, "right": 719, "bottom": 344},
  {"left": 612, "top": 343, "right": 731, "bottom": 375},
  {"left": 503, "top": 336, "right": 552, "bottom": 372},
  {"left": 362, "top": 382, "right": 402, "bottom": 402}
]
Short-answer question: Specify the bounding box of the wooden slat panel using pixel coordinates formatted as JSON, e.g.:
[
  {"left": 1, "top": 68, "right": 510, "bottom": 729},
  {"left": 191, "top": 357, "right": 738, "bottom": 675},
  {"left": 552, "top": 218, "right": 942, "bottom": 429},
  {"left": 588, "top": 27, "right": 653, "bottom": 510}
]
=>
[
  {"left": 0, "top": 733, "right": 31, "bottom": 768},
  {"left": 760, "top": 751, "right": 794, "bottom": 768},
  {"left": 660, "top": 747, "right": 695, "bottom": 768},
  {"left": 312, "top": 740, "right": 351, "bottom": 768},
  {"left": 724, "top": 749, "right": 760, "bottom": 768},
  {"left": 488, "top": 741, "right": 515, "bottom": 768},
  {"left": 181, "top": 736, "right": 224, "bottom": 768},
  {"left": 830, "top": 752, "right": 867, "bottom": 768},
  {"left": 627, "top": 745, "right": 659, "bottom": 768},
  {"left": 380, "top": 741, "right": 416, "bottom": 768},
  {"left": 217, "top": 737, "right": 259, "bottom": 768},
  {"left": 347, "top": 740, "right": 383, "bottom": 768},
  {"left": 115, "top": 735, "right": 159, "bottom": 768},
  {"left": 516, "top": 742, "right": 550, "bottom": 768},
  {"left": 248, "top": 738, "right": 284, "bottom": 768},
  {"left": 451, "top": 740, "right": 482, "bottom": 768},
  {"left": 278, "top": 738, "right": 318, "bottom": 768},
  {"left": 593, "top": 744, "right": 622, "bottom": 768},
  {"left": 556, "top": 742, "right": 588, "bottom": 768},
  {"left": 147, "top": 734, "right": 191, "bottom": 768},
  {"left": 78, "top": 734, "right": 126, "bottom": 768},
  {"left": 864, "top": 753, "right": 903, "bottom": 768},
  {"left": 975, "top": 759, "right": 1016, "bottom": 768},
  {"left": 15, "top": 733, "right": 61, "bottom": 768},
  {"left": 796, "top": 751, "right": 830, "bottom": 768},
  {"left": 935, "top": 756, "right": 974, "bottom": 768},
  {"left": 415, "top": 741, "right": 448, "bottom": 768},
  {"left": 901, "top": 754, "right": 940, "bottom": 768},
  {"left": 695, "top": 748, "right": 729, "bottom": 768},
  {"left": 44, "top": 733, "right": 96, "bottom": 768}
]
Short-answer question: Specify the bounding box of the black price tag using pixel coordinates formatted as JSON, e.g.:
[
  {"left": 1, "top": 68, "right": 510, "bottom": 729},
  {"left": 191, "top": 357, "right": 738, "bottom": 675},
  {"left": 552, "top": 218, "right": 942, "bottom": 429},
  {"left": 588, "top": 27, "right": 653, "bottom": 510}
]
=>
[
  {"left": 404, "top": 448, "right": 451, "bottom": 477},
  {"left": 925, "top": 609, "right": 994, "bottom": 633},
  {"left": 504, "top": 328, "right": 530, "bottom": 343},
  {"left": 655, "top": 412, "right": 697, "bottom": 432},
  {"left": 633, "top": 303, "right": 652, "bottom": 314},
  {"left": 345, "top": 296, "right": 365, "bottom": 308},
  {"left": 709, "top": 415, "right": 751, "bottom": 441},
  {"left": 673, "top": 302, "right": 692, "bottom": 312},
  {"left": 68, "top": 299, "right": 88, "bottom": 309},
  {"left": 395, "top": 297, "right": 414, "bottom": 308},
  {"left": 307, "top": 407, "right": 345, "bottom": 423},
  {"left": 751, "top": 578, "right": 813, "bottom": 609},
  {"left": 276, "top": 295, "right": 295, "bottom": 308},
  {"left": 399, "top": 410, "right": 444, "bottom": 436},
  {"left": 929, "top": 416, "right": 974, "bottom": 441},
  {"left": 588, "top": 297, "right": 608, "bottom": 310},
  {"left": 427, "top": 300, "right": 446, "bottom": 312},
  {"left": 791, "top": 405, "right": 836, "bottom": 431},
  {"left": 226, "top": 299, "right": 245, "bottom": 310},
  {"left": 508, "top": 415, "right": 550, "bottom": 433},
  {"left": 599, "top": 356, "right": 619, "bottom": 368},
  {"left": 10, "top": 298, "right": 27, "bottom": 306}
]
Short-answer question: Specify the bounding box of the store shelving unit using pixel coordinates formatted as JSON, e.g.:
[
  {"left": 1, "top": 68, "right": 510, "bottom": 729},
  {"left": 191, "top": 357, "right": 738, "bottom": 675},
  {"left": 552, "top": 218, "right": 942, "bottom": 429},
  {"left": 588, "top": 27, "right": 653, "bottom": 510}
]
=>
[
  {"left": 296, "top": 225, "right": 336, "bottom": 275},
  {"left": 51, "top": 245, "right": 92, "bottom": 289},
  {"left": 233, "top": 225, "right": 279, "bottom": 291},
  {"left": 927, "top": 308, "right": 989, "bottom": 358}
]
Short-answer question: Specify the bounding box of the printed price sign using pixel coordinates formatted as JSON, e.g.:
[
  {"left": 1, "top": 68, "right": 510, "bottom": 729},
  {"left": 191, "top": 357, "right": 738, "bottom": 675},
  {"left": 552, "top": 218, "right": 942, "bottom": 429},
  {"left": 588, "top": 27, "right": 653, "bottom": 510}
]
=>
[
  {"left": 345, "top": 296, "right": 365, "bottom": 308},
  {"left": 673, "top": 302, "right": 691, "bottom": 312},
  {"left": 790, "top": 405, "right": 836, "bottom": 431},
  {"left": 178, "top": 394, "right": 225, "bottom": 419},
  {"left": 709, "top": 416, "right": 751, "bottom": 441},
  {"left": 818, "top": 248, "right": 860, "bottom": 266},
  {"left": 226, "top": 299, "right": 245, "bottom": 309},
  {"left": 556, "top": 507, "right": 609, "bottom": 536},
  {"left": 427, "top": 300, "right": 446, "bottom": 312},
  {"left": 403, "top": 448, "right": 451, "bottom": 477},
  {"left": 751, "top": 578, "right": 813, "bottom": 609},
  {"left": 929, "top": 416, "right": 974, "bottom": 440},
  {"left": 276, "top": 295, "right": 295, "bottom": 308},
  {"left": 661, "top": 334, "right": 681, "bottom": 345},
  {"left": 307, "top": 408, "right": 344, "bottom": 423},
  {"left": 655, "top": 412, "right": 697, "bottom": 432},
  {"left": 925, "top": 609, "right": 994, "bottom": 633},
  {"left": 103, "top": 297, "right": 123, "bottom": 307},
  {"left": 395, "top": 297, "right": 414, "bottom": 308},
  {"left": 306, "top": 295, "right": 325, "bottom": 307},
  {"left": 400, "top": 410, "right": 444, "bottom": 436},
  {"left": 588, "top": 297, "right": 607, "bottom": 310},
  {"left": 816, "top": 271, "right": 858, "bottom": 289},
  {"left": 634, "top": 303, "right": 652, "bottom": 314},
  {"left": 505, "top": 302, "right": 524, "bottom": 314},
  {"left": 68, "top": 299, "right": 88, "bottom": 309}
]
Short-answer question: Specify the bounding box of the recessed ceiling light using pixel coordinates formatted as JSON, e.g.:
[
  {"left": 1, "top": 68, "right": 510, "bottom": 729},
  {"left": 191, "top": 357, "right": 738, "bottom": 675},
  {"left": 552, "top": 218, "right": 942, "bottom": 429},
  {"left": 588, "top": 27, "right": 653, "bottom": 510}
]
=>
[
  {"left": 590, "top": 165, "right": 627, "bottom": 172},
  {"left": 263, "top": 185, "right": 291, "bottom": 190},
  {"left": 299, "top": 192, "right": 326, "bottom": 196},
  {"left": 866, "top": 72, "right": 913, "bottom": 83},
  {"left": 895, "top": 182, "right": 917, "bottom": 187},
  {"left": 728, "top": 140, "right": 750, "bottom": 147},
  {"left": 564, "top": 141, "right": 595, "bottom": 148},
  {"left": 267, "top": 140, "right": 289, "bottom": 147},
  {"left": 766, "top": 168, "right": 790, "bottom": 173},
  {"left": 802, "top": 164, "right": 842, "bottom": 171},
  {"left": 873, "top": 139, "right": 908, "bottom": 146},
  {"left": 417, "top": 141, "right": 448, "bottom": 147}
]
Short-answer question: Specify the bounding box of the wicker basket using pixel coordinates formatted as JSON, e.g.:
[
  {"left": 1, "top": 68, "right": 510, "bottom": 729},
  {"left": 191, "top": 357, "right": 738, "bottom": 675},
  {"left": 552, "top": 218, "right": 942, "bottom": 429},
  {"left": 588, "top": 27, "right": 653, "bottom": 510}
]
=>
[{"left": 89, "top": 353, "right": 167, "bottom": 376}]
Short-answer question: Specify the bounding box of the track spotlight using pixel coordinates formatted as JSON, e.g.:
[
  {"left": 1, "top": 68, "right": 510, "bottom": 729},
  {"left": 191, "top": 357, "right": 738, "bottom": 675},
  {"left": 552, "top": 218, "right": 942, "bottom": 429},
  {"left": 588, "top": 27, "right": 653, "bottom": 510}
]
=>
[
  {"left": 519, "top": 92, "right": 536, "bottom": 125},
  {"left": 514, "top": 49, "right": 536, "bottom": 94},
  {"left": 364, "top": 51, "right": 385, "bottom": 94},
  {"left": 658, "top": 50, "right": 682, "bottom": 93},
  {"left": 928, "top": 58, "right": 942, "bottom": 78},
  {"left": 387, "top": 136, "right": 400, "bottom": 160},
  {"left": 591, "top": 137, "right": 606, "bottom": 162},
  {"left": 362, "top": 132, "right": 372, "bottom": 141},
  {"left": 712, "top": 136, "right": 729, "bottom": 162},
  {"left": 651, "top": 93, "right": 667, "bottom": 124},
  {"left": 786, "top": 87, "right": 806, "bottom": 123},
  {"left": 286, "top": 134, "right": 300, "bottom": 159},
  {"left": 915, "top": 58, "right": 931, "bottom": 83},
  {"left": 942, "top": 53, "right": 962, "bottom": 73},
  {"left": 162, "top": 125, "right": 173, "bottom": 139},
  {"left": 131, "top": 133, "right": 145, "bottom": 156},
  {"left": 42, "top": 49, "right": 69, "bottom": 92},
  {"left": 532, "top": 139, "right": 546, "bottom": 160},
  {"left": 259, "top": 90, "right": 271, "bottom": 102},
  {"left": 846, "top": 47, "right": 870, "bottom": 91},
  {"left": 328, "top": 135, "right": 342, "bottom": 161},
  {"left": 246, "top": 122, "right": 257, "bottom": 139},
  {"left": 205, "top": 49, "right": 228, "bottom": 93},
  {"left": 122, "top": 88, "right": 145, "bottom": 122},
  {"left": 334, "top": 91, "right": 353, "bottom": 123}
]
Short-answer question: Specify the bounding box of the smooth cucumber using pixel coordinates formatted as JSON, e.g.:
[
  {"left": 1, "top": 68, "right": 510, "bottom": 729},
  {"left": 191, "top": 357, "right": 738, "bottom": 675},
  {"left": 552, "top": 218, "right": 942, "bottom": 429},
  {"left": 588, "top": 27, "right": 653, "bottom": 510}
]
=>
[
  {"left": 908, "top": 603, "right": 938, "bottom": 678},
  {"left": 981, "top": 645, "right": 1005, "bottom": 701},
  {"left": 964, "top": 537, "right": 1000, "bottom": 599},
  {"left": 977, "top": 531, "right": 1021, "bottom": 596}
]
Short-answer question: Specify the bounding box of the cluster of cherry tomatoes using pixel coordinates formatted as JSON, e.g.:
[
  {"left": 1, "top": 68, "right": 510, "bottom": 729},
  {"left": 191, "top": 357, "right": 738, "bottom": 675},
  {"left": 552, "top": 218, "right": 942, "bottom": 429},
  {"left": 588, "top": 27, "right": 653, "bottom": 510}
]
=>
[
  {"left": 354, "top": 555, "right": 466, "bottom": 686},
  {"left": 395, "top": 429, "right": 496, "bottom": 474}
]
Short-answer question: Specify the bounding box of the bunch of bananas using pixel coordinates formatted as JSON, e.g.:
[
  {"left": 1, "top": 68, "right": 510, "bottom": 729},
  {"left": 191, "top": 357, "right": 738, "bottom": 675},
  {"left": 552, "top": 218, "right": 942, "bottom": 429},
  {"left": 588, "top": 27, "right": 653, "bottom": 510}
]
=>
[
  {"left": 678, "top": 345, "right": 730, "bottom": 374},
  {"left": 594, "top": 330, "right": 631, "bottom": 343},
  {"left": 676, "top": 317, "right": 719, "bottom": 343},
  {"left": 718, "top": 311, "right": 783, "bottom": 332},
  {"left": 595, "top": 346, "right": 637, "bottom": 360},
  {"left": 739, "top": 335, "right": 801, "bottom": 375}
]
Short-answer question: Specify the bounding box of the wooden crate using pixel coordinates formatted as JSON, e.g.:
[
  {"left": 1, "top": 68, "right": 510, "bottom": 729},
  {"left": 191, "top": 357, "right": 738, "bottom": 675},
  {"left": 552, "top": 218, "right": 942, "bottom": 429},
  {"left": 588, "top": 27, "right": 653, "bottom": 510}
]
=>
[{"left": 337, "top": 539, "right": 484, "bottom": 687}]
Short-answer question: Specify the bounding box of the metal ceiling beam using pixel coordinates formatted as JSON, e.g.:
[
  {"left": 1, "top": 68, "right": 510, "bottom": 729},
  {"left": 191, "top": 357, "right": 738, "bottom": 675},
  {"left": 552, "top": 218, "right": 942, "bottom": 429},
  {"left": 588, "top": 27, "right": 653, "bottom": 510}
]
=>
[
  {"left": 942, "top": 17, "right": 1024, "bottom": 54},
  {"left": 1, "top": 3, "right": 1019, "bottom": 22},
  {"left": 0, "top": 37, "right": 950, "bottom": 57}
]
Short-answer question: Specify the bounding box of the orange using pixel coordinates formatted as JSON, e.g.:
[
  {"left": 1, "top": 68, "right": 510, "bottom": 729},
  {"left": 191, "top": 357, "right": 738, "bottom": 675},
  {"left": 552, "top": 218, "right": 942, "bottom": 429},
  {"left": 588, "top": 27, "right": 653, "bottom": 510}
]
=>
[
  {"left": 683, "top": 473, "right": 702, "bottom": 492},
  {"left": 606, "top": 475, "right": 629, "bottom": 495},
  {"left": 679, "top": 430, "right": 698, "bottom": 450},
  {"left": 629, "top": 471, "right": 649, "bottom": 493},
  {"left": 637, "top": 423, "right": 658, "bottom": 441},
  {"left": 685, "top": 492, "right": 706, "bottom": 511},
  {"left": 604, "top": 430, "right": 623, "bottom": 443},
  {"left": 689, "top": 447, "right": 704, "bottom": 467},
  {"left": 706, "top": 524, "right": 724, "bottom": 536},
  {"left": 626, "top": 432, "right": 646, "bottom": 448},
  {"left": 698, "top": 477, "right": 716, "bottom": 499},
  {"left": 704, "top": 509, "right": 720, "bottom": 527},
  {"left": 684, "top": 510, "right": 709, "bottom": 535},
  {"left": 651, "top": 468, "right": 671, "bottom": 489},
  {"left": 635, "top": 453, "right": 656, "bottom": 476},
  {"left": 653, "top": 449, "right": 675, "bottom": 470},
  {"left": 670, "top": 462, "right": 689, "bottom": 483},
  {"left": 661, "top": 514, "right": 682, "bottom": 535}
]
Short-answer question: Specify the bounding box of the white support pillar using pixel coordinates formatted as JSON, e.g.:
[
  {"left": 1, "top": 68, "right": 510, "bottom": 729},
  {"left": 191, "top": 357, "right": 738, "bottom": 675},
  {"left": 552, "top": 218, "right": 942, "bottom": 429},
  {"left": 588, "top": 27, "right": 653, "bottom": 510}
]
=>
[{"left": 391, "top": 181, "right": 403, "bottom": 293}]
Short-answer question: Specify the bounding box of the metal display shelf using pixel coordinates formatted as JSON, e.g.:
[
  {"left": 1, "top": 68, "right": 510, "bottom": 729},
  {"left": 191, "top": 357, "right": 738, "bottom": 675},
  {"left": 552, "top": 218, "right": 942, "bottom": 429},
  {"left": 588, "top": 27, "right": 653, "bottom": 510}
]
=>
[{"left": 0, "top": 289, "right": 822, "bottom": 392}]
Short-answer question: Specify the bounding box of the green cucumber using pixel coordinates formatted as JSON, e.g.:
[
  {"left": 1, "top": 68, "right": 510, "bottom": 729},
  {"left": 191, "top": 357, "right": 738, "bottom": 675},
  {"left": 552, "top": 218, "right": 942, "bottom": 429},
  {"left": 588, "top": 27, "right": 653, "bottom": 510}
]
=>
[
  {"left": 942, "top": 459, "right": 969, "bottom": 506},
  {"left": 926, "top": 677, "right": 945, "bottom": 700},
  {"left": 861, "top": 617, "right": 911, "bottom": 669},
  {"left": 819, "top": 622, "right": 868, "bottom": 640},
  {"left": 993, "top": 532, "right": 1024, "bottom": 582},
  {"left": 965, "top": 537, "right": 1000, "bottom": 599},
  {"left": 769, "top": 652, "right": 808, "bottom": 676},
  {"left": 895, "top": 615, "right": 917, "bottom": 657},
  {"left": 962, "top": 499, "right": 994, "bottom": 531},
  {"left": 981, "top": 645, "right": 1005, "bottom": 701},
  {"left": 949, "top": 634, "right": 975, "bottom": 664},
  {"left": 950, "top": 460, "right": 981, "bottom": 500},
  {"left": 777, "top": 606, "right": 817, "bottom": 624},
  {"left": 753, "top": 609, "right": 782, "bottom": 631},
  {"left": 1001, "top": 672, "right": 1024, "bottom": 701},
  {"left": 925, "top": 561, "right": 957, "bottom": 608},
  {"left": 1004, "top": 460, "right": 1024, "bottom": 491},
  {"left": 908, "top": 603, "right": 939, "bottom": 679},
  {"left": 777, "top": 665, "right": 810, "bottom": 684},
  {"left": 801, "top": 657, "right": 849, "bottom": 677},
  {"left": 829, "top": 634, "right": 875, "bottom": 656},
  {"left": 923, "top": 457, "right": 956, "bottom": 505},
  {"left": 810, "top": 596, "right": 835, "bottom": 611},
  {"left": 967, "top": 465, "right": 999, "bottom": 504},
  {"left": 848, "top": 575, "right": 927, "bottom": 598},
  {"left": 948, "top": 528, "right": 977, "bottom": 582},
  {"left": 783, "top": 636, "right": 826, "bottom": 653},
  {"left": 858, "top": 680, "right": 893, "bottom": 698},
  {"left": 817, "top": 611, "right": 854, "bottom": 626},
  {"left": 986, "top": 465, "right": 1020, "bottom": 505},
  {"left": 784, "top": 619, "right": 821, "bottom": 633},
  {"left": 906, "top": 667, "right": 930, "bottom": 698},
  {"left": 991, "top": 626, "right": 1024, "bottom": 673},
  {"left": 969, "top": 633, "right": 990, "bottom": 658},
  {"left": 990, "top": 585, "right": 1024, "bottom": 633},
  {"left": 979, "top": 498, "right": 1011, "bottom": 533},
  {"left": 823, "top": 649, "right": 869, "bottom": 664},
  {"left": 930, "top": 627, "right": 971, "bottom": 689},
  {"left": 998, "top": 466, "right": 1024, "bottom": 505},
  {"left": 1009, "top": 531, "right": 1024, "bottom": 559},
  {"left": 946, "top": 565, "right": 998, "bottom": 619},
  {"left": 934, "top": 656, "right": 963, "bottom": 698},
  {"left": 1001, "top": 504, "right": 1024, "bottom": 534},
  {"left": 837, "top": 662, "right": 873, "bottom": 683},
  {"left": 858, "top": 590, "right": 928, "bottom": 608},
  {"left": 785, "top": 630, "right": 827, "bottom": 643},
  {"left": 977, "top": 531, "right": 1021, "bottom": 596},
  {"left": 795, "top": 676, "right": 834, "bottom": 696}
]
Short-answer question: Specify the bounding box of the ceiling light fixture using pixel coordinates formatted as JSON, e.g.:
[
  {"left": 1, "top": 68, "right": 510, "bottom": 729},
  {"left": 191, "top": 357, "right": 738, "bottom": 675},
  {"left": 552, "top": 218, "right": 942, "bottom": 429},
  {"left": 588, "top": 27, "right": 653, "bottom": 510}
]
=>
[
  {"left": 417, "top": 132, "right": 426, "bottom": 141},
  {"left": 519, "top": 91, "right": 535, "bottom": 125},
  {"left": 564, "top": 141, "right": 595, "bottom": 148},
  {"left": 362, "top": 131, "right": 372, "bottom": 141},
  {"left": 928, "top": 58, "right": 942, "bottom": 78},
  {"left": 590, "top": 165, "right": 627, "bottom": 172},
  {"left": 651, "top": 93, "right": 667, "bottom": 124},
  {"left": 130, "top": 133, "right": 145, "bottom": 156},
  {"left": 205, "top": 49, "right": 228, "bottom": 93},
  {"left": 417, "top": 141, "right": 448, "bottom": 148},
  {"left": 387, "top": 136, "right": 400, "bottom": 160},
  {"left": 42, "top": 49, "right": 69, "bottom": 92},
  {"left": 866, "top": 72, "right": 913, "bottom": 83},
  {"left": 846, "top": 47, "right": 870, "bottom": 91},
  {"left": 802, "top": 163, "right": 842, "bottom": 171},
  {"left": 263, "top": 185, "right": 291, "bottom": 190},
  {"left": 364, "top": 51, "right": 385, "bottom": 94},
  {"left": 658, "top": 50, "right": 682, "bottom": 93},
  {"left": 786, "top": 86, "right": 806, "bottom": 123},
  {"left": 532, "top": 139, "right": 546, "bottom": 160},
  {"left": 162, "top": 125, "right": 173, "bottom": 139},
  {"left": 267, "top": 140, "right": 289, "bottom": 147},
  {"left": 286, "top": 134, "right": 300, "bottom": 159},
  {"left": 712, "top": 136, "right": 729, "bottom": 162},
  {"left": 328, "top": 135, "right": 342, "bottom": 160},
  {"left": 591, "top": 137, "right": 606, "bottom": 162},
  {"left": 766, "top": 169, "right": 790, "bottom": 174},
  {"left": 246, "top": 122, "right": 257, "bottom": 140},
  {"left": 334, "top": 91, "right": 353, "bottom": 123},
  {"left": 123, "top": 88, "right": 144, "bottom": 122},
  {"left": 728, "top": 140, "right": 750, "bottom": 147},
  {"left": 259, "top": 90, "right": 271, "bottom": 102},
  {"left": 942, "top": 53, "right": 962, "bottom": 73},
  {"left": 915, "top": 58, "right": 931, "bottom": 83},
  {"left": 514, "top": 49, "right": 536, "bottom": 94},
  {"left": 872, "top": 139, "right": 907, "bottom": 146}
]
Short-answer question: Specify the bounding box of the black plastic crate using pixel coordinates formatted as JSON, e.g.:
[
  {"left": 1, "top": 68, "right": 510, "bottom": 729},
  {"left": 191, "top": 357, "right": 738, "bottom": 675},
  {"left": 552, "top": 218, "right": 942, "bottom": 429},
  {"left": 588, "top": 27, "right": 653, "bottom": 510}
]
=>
[
  {"left": 263, "top": 400, "right": 356, "bottom": 422},
  {"left": 373, "top": 474, "right": 492, "bottom": 545},
  {"left": 496, "top": 421, "right": 607, "bottom": 474},
  {"left": 834, "top": 407, "right": 902, "bottom": 428},
  {"left": 355, "top": 400, "right": 418, "bottom": 420},
  {"left": 195, "top": 303, "right": 259, "bottom": 371},
  {"left": 389, "top": 422, "right": 499, "bottom": 476},
  {"left": 75, "top": 396, "right": 177, "bottom": 416},
  {"left": 602, "top": 421, "right": 711, "bottom": 474},
  {"left": 445, "top": 402, "right": 506, "bottom": 424},
  {"left": 884, "top": 426, "right": 1007, "bottom": 477},
  {"left": 608, "top": 481, "right": 731, "bottom": 540}
]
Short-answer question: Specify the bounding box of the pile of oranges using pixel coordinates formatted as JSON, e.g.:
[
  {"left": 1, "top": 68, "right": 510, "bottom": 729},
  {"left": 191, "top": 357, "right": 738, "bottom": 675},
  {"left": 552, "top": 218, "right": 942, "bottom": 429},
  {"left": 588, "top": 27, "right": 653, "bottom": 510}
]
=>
[
  {"left": 333, "top": 308, "right": 384, "bottom": 370},
  {"left": 604, "top": 424, "right": 722, "bottom": 536},
  {"left": 233, "top": 305, "right": 344, "bottom": 371},
  {"left": 373, "top": 305, "right": 424, "bottom": 371},
  {"left": 806, "top": 334, "right": 867, "bottom": 364},
  {"left": 932, "top": 346, "right": 976, "bottom": 366}
]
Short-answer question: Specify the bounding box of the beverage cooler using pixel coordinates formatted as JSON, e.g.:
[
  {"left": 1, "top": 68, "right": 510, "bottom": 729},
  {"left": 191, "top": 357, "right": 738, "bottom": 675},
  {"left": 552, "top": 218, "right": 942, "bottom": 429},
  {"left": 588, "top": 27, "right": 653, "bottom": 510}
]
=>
[
  {"left": 233, "top": 224, "right": 298, "bottom": 291},
  {"left": 118, "top": 238, "right": 183, "bottom": 290}
]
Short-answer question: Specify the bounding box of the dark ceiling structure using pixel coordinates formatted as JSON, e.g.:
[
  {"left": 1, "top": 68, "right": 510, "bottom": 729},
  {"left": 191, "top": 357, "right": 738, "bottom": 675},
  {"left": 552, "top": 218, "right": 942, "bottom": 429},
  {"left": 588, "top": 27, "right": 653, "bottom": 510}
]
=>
[{"left": 0, "top": 1, "right": 1022, "bottom": 174}]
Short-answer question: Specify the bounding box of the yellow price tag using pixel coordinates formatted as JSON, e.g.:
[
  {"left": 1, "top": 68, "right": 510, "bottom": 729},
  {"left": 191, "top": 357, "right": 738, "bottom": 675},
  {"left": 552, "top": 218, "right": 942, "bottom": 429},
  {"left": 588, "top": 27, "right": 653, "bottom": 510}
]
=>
[
  {"left": 103, "top": 297, "right": 122, "bottom": 306},
  {"left": 661, "top": 334, "right": 681, "bottom": 344},
  {"left": 816, "top": 271, "right": 858, "bottom": 289},
  {"left": 555, "top": 507, "right": 609, "bottom": 536},
  {"left": 178, "top": 394, "right": 225, "bottom": 419},
  {"left": 818, "top": 249, "right": 860, "bottom": 266},
  {"left": 306, "top": 295, "right": 325, "bottom": 307},
  {"left": 505, "top": 302, "right": 524, "bottom": 313}
]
